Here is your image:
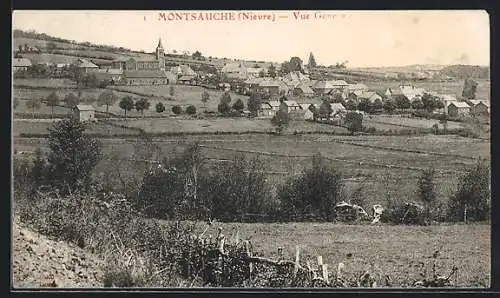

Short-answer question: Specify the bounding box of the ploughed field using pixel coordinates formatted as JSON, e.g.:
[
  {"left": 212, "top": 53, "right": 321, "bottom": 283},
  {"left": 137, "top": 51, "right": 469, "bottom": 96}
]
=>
[
  {"left": 172, "top": 221, "right": 490, "bottom": 287},
  {"left": 14, "top": 133, "right": 490, "bottom": 208}
]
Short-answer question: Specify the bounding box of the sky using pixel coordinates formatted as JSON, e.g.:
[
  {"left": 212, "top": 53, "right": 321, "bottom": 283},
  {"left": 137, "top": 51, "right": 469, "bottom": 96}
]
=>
[{"left": 12, "top": 10, "right": 490, "bottom": 68}]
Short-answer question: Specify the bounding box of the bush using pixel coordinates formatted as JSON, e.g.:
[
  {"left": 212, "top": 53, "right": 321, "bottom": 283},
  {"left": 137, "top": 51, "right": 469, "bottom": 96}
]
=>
[
  {"left": 172, "top": 105, "right": 183, "bottom": 115},
  {"left": 186, "top": 105, "right": 197, "bottom": 115},
  {"left": 278, "top": 153, "right": 343, "bottom": 221},
  {"left": 448, "top": 160, "right": 490, "bottom": 222}
]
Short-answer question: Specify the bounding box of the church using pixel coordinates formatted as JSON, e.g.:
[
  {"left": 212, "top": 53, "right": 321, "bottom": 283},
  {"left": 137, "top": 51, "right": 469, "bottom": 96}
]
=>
[{"left": 111, "top": 38, "right": 166, "bottom": 71}]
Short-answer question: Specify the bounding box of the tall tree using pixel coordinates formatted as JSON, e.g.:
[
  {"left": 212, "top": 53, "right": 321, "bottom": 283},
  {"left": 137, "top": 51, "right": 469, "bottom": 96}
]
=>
[
  {"left": 26, "top": 97, "right": 41, "bottom": 119},
  {"left": 247, "top": 92, "right": 262, "bottom": 116},
  {"left": 201, "top": 91, "right": 210, "bottom": 110},
  {"left": 318, "top": 101, "right": 332, "bottom": 120},
  {"left": 46, "top": 119, "right": 102, "bottom": 192},
  {"left": 308, "top": 52, "right": 317, "bottom": 68},
  {"left": 232, "top": 98, "right": 245, "bottom": 112},
  {"left": 135, "top": 98, "right": 150, "bottom": 118},
  {"left": 46, "top": 91, "right": 60, "bottom": 118},
  {"left": 462, "top": 77, "right": 478, "bottom": 99},
  {"left": 268, "top": 64, "right": 277, "bottom": 78},
  {"left": 271, "top": 110, "right": 289, "bottom": 134},
  {"left": 64, "top": 93, "right": 80, "bottom": 109},
  {"left": 97, "top": 90, "right": 118, "bottom": 116},
  {"left": 345, "top": 112, "right": 363, "bottom": 134},
  {"left": 289, "top": 57, "right": 304, "bottom": 73},
  {"left": 418, "top": 168, "right": 437, "bottom": 221},
  {"left": 119, "top": 96, "right": 134, "bottom": 120}
]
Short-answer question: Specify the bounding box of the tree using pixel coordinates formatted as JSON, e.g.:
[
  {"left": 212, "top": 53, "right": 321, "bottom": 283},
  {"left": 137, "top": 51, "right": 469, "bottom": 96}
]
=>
[
  {"left": 169, "top": 85, "right": 175, "bottom": 97},
  {"left": 201, "top": 91, "right": 210, "bottom": 110},
  {"left": 372, "top": 98, "right": 383, "bottom": 112},
  {"left": 308, "top": 52, "right": 317, "bottom": 68},
  {"left": 192, "top": 50, "right": 203, "bottom": 60},
  {"left": 186, "top": 105, "right": 197, "bottom": 115},
  {"left": 271, "top": 110, "right": 289, "bottom": 134},
  {"left": 46, "top": 91, "right": 60, "bottom": 118},
  {"left": 247, "top": 92, "right": 262, "bottom": 116},
  {"left": 318, "top": 101, "right": 332, "bottom": 120},
  {"left": 258, "top": 69, "right": 266, "bottom": 78},
  {"left": 135, "top": 98, "right": 150, "bottom": 118},
  {"left": 97, "top": 90, "right": 118, "bottom": 115},
  {"left": 345, "top": 112, "right": 363, "bottom": 134},
  {"left": 462, "top": 77, "right": 478, "bottom": 99},
  {"left": 64, "top": 93, "right": 80, "bottom": 109},
  {"left": 220, "top": 92, "right": 231, "bottom": 105},
  {"left": 46, "top": 119, "right": 102, "bottom": 192},
  {"left": 217, "top": 102, "right": 230, "bottom": 115},
  {"left": 278, "top": 153, "right": 343, "bottom": 221},
  {"left": 289, "top": 57, "right": 304, "bottom": 73},
  {"left": 448, "top": 160, "right": 490, "bottom": 222},
  {"left": 357, "top": 98, "right": 371, "bottom": 113},
  {"left": 395, "top": 95, "right": 411, "bottom": 111},
  {"left": 280, "top": 61, "right": 291, "bottom": 75},
  {"left": 172, "top": 105, "right": 183, "bottom": 115},
  {"left": 232, "top": 98, "right": 245, "bottom": 112},
  {"left": 345, "top": 100, "right": 357, "bottom": 111},
  {"left": 421, "top": 93, "right": 437, "bottom": 112},
  {"left": 383, "top": 99, "right": 396, "bottom": 113},
  {"left": 155, "top": 102, "right": 165, "bottom": 113},
  {"left": 119, "top": 96, "right": 134, "bottom": 120},
  {"left": 411, "top": 99, "right": 424, "bottom": 110},
  {"left": 417, "top": 168, "right": 436, "bottom": 222},
  {"left": 268, "top": 64, "right": 277, "bottom": 78},
  {"left": 26, "top": 97, "right": 41, "bottom": 119}
]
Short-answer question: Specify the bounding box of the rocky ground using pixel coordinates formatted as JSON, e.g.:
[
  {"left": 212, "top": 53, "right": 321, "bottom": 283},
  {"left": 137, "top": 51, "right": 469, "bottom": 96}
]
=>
[{"left": 11, "top": 219, "right": 104, "bottom": 288}]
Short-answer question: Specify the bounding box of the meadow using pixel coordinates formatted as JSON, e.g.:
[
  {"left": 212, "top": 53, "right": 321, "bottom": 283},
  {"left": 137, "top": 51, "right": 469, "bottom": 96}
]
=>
[
  {"left": 181, "top": 221, "right": 490, "bottom": 287},
  {"left": 364, "top": 115, "right": 464, "bottom": 130}
]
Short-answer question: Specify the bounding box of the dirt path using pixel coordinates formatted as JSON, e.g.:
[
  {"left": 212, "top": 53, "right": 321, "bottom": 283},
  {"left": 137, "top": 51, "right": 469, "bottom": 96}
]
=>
[{"left": 11, "top": 219, "right": 104, "bottom": 288}]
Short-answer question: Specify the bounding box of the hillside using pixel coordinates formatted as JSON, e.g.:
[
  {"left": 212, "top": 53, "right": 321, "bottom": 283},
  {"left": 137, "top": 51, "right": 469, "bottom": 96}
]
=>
[{"left": 12, "top": 219, "right": 104, "bottom": 288}]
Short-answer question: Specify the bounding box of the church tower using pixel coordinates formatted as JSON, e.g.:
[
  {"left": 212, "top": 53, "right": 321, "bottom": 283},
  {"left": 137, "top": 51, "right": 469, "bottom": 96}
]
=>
[{"left": 156, "top": 37, "right": 165, "bottom": 70}]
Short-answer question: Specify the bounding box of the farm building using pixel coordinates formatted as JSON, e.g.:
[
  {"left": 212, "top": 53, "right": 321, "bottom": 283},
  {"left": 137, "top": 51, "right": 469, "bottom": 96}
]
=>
[
  {"left": 468, "top": 100, "right": 490, "bottom": 118},
  {"left": 292, "top": 83, "right": 314, "bottom": 97},
  {"left": 441, "top": 95, "right": 459, "bottom": 115},
  {"left": 400, "top": 84, "right": 425, "bottom": 101},
  {"left": 12, "top": 58, "right": 32, "bottom": 71},
  {"left": 257, "top": 102, "right": 276, "bottom": 118},
  {"left": 123, "top": 70, "right": 176, "bottom": 85},
  {"left": 73, "top": 104, "right": 96, "bottom": 122},
  {"left": 280, "top": 100, "right": 301, "bottom": 113},
  {"left": 75, "top": 58, "right": 99, "bottom": 73},
  {"left": 358, "top": 91, "right": 382, "bottom": 103},
  {"left": 93, "top": 68, "right": 124, "bottom": 84},
  {"left": 259, "top": 80, "right": 287, "bottom": 97},
  {"left": 178, "top": 75, "right": 197, "bottom": 85},
  {"left": 171, "top": 64, "right": 197, "bottom": 77},
  {"left": 447, "top": 102, "right": 470, "bottom": 117},
  {"left": 312, "top": 81, "right": 334, "bottom": 95}
]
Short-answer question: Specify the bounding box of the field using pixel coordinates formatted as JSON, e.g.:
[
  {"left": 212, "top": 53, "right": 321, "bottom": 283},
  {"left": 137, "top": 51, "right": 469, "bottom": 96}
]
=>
[
  {"left": 364, "top": 115, "right": 464, "bottom": 130},
  {"left": 13, "top": 78, "right": 77, "bottom": 89},
  {"left": 109, "top": 85, "right": 250, "bottom": 112},
  {"left": 12, "top": 120, "right": 140, "bottom": 137},
  {"left": 182, "top": 221, "right": 490, "bottom": 287},
  {"left": 365, "top": 79, "right": 491, "bottom": 101},
  {"left": 14, "top": 133, "right": 490, "bottom": 208}
]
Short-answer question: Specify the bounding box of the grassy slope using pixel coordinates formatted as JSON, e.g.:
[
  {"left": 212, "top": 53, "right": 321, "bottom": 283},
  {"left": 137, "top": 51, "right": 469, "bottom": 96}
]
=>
[{"left": 186, "top": 221, "right": 490, "bottom": 287}]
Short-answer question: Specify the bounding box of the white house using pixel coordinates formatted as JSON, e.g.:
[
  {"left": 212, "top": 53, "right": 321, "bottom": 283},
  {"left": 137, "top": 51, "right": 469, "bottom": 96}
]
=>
[{"left": 73, "top": 104, "right": 97, "bottom": 122}]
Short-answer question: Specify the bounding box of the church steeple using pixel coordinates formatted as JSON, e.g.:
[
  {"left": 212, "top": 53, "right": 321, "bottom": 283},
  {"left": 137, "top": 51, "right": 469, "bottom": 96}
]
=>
[
  {"left": 157, "top": 37, "right": 164, "bottom": 50},
  {"left": 156, "top": 37, "right": 165, "bottom": 70}
]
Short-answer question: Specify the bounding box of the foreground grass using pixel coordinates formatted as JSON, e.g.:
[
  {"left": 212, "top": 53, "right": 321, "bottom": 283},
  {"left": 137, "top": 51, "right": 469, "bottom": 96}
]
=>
[{"left": 184, "top": 221, "right": 490, "bottom": 288}]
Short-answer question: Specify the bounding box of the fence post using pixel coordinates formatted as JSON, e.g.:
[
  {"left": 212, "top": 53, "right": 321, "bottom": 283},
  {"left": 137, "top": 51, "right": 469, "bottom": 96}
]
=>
[
  {"left": 294, "top": 245, "right": 300, "bottom": 277},
  {"left": 322, "top": 264, "right": 329, "bottom": 284},
  {"left": 245, "top": 240, "right": 253, "bottom": 280}
]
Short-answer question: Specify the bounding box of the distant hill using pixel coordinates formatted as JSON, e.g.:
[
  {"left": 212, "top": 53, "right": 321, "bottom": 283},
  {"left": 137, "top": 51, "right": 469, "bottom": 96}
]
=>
[{"left": 439, "top": 65, "right": 490, "bottom": 80}]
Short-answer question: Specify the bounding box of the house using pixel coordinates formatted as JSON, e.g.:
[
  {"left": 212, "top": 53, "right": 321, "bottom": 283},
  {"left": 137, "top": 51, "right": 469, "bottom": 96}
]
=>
[
  {"left": 447, "top": 102, "right": 470, "bottom": 117},
  {"left": 330, "top": 103, "right": 347, "bottom": 118},
  {"left": 123, "top": 70, "right": 176, "bottom": 85},
  {"left": 12, "top": 58, "right": 32, "bottom": 71},
  {"left": 93, "top": 68, "right": 124, "bottom": 84},
  {"left": 312, "top": 81, "right": 335, "bottom": 95},
  {"left": 268, "top": 100, "right": 281, "bottom": 111},
  {"left": 292, "top": 83, "right": 314, "bottom": 97},
  {"left": 258, "top": 102, "right": 276, "bottom": 118},
  {"left": 178, "top": 75, "right": 197, "bottom": 85},
  {"left": 280, "top": 100, "right": 301, "bottom": 113},
  {"left": 259, "top": 80, "right": 286, "bottom": 97},
  {"left": 358, "top": 91, "right": 382, "bottom": 103},
  {"left": 73, "top": 104, "right": 96, "bottom": 122},
  {"left": 171, "top": 64, "right": 197, "bottom": 78},
  {"left": 329, "top": 80, "right": 349, "bottom": 91},
  {"left": 304, "top": 108, "right": 315, "bottom": 120},
  {"left": 400, "top": 84, "right": 425, "bottom": 101},
  {"left": 75, "top": 58, "right": 99, "bottom": 73},
  {"left": 441, "top": 95, "right": 459, "bottom": 115},
  {"left": 468, "top": 100, "right": 490, "bottom": 118}
]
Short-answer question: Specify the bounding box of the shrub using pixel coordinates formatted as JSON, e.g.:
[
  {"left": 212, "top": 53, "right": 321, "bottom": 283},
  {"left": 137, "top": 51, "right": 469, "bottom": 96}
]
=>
[
  {"left": 186, "top": 105, "right": 197, "bottom": 115},
  {"left": 448, "top": 160, "right": 490, "bottom": 222},
  {"left": 172, "top": 105, "right": 183, "bottom": 115}
]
